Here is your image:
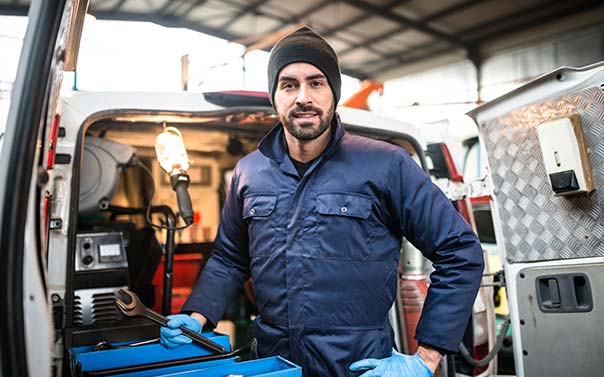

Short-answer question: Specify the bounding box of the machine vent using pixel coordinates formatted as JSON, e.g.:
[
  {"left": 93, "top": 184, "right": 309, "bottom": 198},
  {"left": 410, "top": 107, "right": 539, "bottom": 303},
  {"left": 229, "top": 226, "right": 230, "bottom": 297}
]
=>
[
  {"left": 73, "top": 295, "right": 83, "bottom": 326},
  {"left": 92, "top": 292, "right": 119, "bottom": 324}
]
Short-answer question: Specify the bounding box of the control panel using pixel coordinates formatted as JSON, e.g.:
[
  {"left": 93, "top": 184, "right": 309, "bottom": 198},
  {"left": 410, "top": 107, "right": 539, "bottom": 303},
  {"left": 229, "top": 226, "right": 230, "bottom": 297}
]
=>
[{"left": 75, "top": 232, "right": 127, "bottom": 272}]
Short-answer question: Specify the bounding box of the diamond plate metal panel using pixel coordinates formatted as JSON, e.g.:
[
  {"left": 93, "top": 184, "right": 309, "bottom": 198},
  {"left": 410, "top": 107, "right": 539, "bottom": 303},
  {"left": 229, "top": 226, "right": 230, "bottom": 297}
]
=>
[{"left": 479, "top": 87, "right": 604, "bottom": 263}]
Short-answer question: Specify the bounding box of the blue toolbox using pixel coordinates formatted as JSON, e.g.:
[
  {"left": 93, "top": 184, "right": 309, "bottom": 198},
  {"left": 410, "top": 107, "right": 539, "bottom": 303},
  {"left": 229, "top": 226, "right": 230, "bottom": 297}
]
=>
[
  {"left": 69, "top": 331, "right": 301, "bottom": 376},
  {"left": 70, "top": 332, "right": 231, "bottom": 373},
  {"left": 116, "top": 356, "right": 301, "bottom": 377}
]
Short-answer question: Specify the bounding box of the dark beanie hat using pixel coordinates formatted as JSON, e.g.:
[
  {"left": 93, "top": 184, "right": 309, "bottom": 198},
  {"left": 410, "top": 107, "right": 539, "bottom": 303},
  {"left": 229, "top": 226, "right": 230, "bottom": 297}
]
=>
[{"left": 267, "top": 26, "right": 341, "bottom": 107}]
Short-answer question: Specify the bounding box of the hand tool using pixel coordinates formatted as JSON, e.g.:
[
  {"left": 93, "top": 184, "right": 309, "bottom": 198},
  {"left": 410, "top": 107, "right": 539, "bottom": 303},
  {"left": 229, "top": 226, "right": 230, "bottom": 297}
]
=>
[
  {"left": 114, "top": 288, "right": 226, "bottom": 354},
  {"left": 91, "top": 338, "right": 159, "bottom": 352}
]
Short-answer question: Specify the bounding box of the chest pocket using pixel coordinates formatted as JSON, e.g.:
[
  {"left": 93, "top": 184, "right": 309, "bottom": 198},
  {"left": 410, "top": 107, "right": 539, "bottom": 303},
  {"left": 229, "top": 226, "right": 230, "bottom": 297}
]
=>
[
  {"left": 243, "top": 194, "right": 277, "bottom": 258},
  {"left": 316, "top": 193, "right": 375, "bottom": 261}
]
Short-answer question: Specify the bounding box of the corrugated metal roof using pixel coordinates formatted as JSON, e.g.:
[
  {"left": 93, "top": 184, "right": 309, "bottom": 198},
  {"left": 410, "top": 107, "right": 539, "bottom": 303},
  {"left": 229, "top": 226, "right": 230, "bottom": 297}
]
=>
[{"left": 2, "top": 0, "right": 603, "bottom": 79}]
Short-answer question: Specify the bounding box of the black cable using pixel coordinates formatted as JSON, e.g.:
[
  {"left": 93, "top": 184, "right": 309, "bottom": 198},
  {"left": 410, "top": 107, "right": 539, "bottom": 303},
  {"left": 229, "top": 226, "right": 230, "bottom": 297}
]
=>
[
  {"left": 85, "top": 338, "right": 258, "bottom": 376},
  {"left": 458, "top": 315, "right": 511, "bottom": 368},
  {"left": 134, "top": 159, "right": 191, "bottom": 231}
]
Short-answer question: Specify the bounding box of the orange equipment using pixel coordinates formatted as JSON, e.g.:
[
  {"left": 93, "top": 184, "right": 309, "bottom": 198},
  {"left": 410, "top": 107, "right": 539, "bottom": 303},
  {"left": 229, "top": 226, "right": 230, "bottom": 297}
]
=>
[{"left": 341, "top": 80, "right": 383, "bottom": 110}]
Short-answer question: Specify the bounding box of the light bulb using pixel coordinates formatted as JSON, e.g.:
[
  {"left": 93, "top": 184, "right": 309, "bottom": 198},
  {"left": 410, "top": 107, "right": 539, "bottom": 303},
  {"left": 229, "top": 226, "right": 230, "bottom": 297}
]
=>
[{"left": 155, "top": 127, "right": 190, "bottom": 175}]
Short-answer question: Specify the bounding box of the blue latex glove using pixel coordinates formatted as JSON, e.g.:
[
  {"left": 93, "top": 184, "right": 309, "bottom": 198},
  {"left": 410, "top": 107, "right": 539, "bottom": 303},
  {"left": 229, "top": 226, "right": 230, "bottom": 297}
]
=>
[
  {"left": 349, "top": 349, "right": 434, "bottom": 377},
  {"left": 160, "top": 314, "right": 202, "bottom": 349}
]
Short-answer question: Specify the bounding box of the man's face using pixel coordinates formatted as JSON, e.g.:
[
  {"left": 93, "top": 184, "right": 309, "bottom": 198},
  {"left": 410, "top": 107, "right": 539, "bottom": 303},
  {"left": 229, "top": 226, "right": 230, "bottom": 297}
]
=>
[{"left": 274, "top": 62, "right": 335, "bottom": 141}]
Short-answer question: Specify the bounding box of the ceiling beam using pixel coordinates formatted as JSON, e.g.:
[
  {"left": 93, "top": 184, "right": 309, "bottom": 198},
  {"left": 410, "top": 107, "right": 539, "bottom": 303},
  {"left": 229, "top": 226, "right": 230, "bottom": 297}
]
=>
[
  {"left": 308, "top": 0, "right": 412, "bottom": 67},
  {"left": 306, "top": 0, "right": 409, "bottom": 64},
  {"left": 364, "top": 0, "right": 604, "bottom": 78},
  {"left": 338, "top": 0, "right": 487, "bottom": 57},
  {"left": 154, "top": 0, "right": 185, "bottom": 16},
  {"left": 339, "top": 0, "right": 470, "bottom": 49},
  {"left": 364, "top": 45, "right": 459, "bottom": 78},
  {"left": 91, "top": 7, "right": 371, "bottom": 80},
  {"left": 111, "top": 0, "right": 129, "bottom": 13},
  {"left": 264, "top": 0, "right": 337, "bottom": 34},
  {"left": 218, "top": 0, "right": 310, "bottom": 27},
  {"left": 208, "top": 0, "right": 389, "bottom": 71},
  {"left": 235, "top": 0, "right": 396, "bottom": 60},
  {"left": 90, "top": 10, "right": 244, "bottom": 42},
  {"left": 221, "top": 0, "right": 269, "bottom": 30},
  {"left": 0, "top": 4, "right": 28, "bottom": 16},
  {"left": 91, "top": 3, "right": 372, "bottom": 82},
  {"left": 422, "top": 0, "right": 489, "bottom": 21},
  {"left": 459, "top": 0, "right": 567, "bottom": 38},
  {"left": 463, "top": 0, "right": 604, "bottom": 42},
  {"left": 361, "top": 37, "right": 459, "bottom": 68},
  {"left": 178, "top": 0, "right": 209, "bottom": 17},
  {"left": 319, "top": 0, "right": 407, "bottom": 39},
  {"left": 341, "top": 67, "right": 370, "bottom": 80}
]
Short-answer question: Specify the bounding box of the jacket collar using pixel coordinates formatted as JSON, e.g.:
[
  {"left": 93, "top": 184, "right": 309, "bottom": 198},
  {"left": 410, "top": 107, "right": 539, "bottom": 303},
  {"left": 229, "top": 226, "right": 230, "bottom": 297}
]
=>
[{"left": 258, "top": 112, "right": 345, "bottom": 164}]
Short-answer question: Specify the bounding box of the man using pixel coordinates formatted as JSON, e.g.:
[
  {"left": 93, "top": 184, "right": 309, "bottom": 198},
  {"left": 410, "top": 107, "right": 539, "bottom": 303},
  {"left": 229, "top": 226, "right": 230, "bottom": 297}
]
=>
[{"left": 160, "top": 27, "right": 484, "bottom": 376}]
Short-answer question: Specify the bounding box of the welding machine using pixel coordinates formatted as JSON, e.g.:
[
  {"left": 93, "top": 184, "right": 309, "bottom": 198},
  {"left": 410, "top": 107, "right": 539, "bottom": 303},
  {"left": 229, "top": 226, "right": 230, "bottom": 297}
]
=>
[{"left": 73, "top": 231, "right": 129, "bottom": 326}]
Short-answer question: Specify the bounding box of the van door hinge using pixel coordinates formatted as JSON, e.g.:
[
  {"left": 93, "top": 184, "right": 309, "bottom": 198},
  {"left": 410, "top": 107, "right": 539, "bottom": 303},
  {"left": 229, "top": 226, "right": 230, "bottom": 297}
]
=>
[{"left": 51, "top": 294, "right": 64, "bottom": 341}]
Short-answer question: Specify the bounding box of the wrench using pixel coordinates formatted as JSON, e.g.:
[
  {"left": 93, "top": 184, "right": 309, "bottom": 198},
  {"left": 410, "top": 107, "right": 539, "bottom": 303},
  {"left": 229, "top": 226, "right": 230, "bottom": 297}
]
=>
[{"left": 114, "top": 288, "right": 226, "bottom": 354}]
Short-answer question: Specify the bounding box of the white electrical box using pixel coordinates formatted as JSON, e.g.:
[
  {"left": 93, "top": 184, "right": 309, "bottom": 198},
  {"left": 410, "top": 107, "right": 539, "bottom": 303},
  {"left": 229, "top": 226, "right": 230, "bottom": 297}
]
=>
[{"left": 536, "top": 115, "right": 595, "bottom": 195}]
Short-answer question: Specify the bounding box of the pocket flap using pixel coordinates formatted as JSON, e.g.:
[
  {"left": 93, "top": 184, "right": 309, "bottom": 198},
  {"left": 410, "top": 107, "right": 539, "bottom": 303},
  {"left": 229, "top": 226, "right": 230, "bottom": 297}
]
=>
[
  {"left": 243, "top": 195, "right": 277, "bottom": 219},
  {"left": 317, "top": 193, "right": 372, "bottom": 219}
]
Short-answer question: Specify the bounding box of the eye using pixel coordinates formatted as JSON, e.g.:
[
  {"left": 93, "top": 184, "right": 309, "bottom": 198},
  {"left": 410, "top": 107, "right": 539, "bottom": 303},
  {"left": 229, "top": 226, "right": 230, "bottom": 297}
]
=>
[
  {"left": 281, "top": 82, "right": 296, "bottom": 90},
  {"left": 311, "top": 80, "right": 324, "bottom": 87}
]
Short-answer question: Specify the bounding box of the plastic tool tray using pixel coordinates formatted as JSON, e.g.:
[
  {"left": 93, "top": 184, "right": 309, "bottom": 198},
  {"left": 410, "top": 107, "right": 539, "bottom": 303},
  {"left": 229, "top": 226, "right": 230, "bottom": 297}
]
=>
[{"left": 69, "top": 332, "right": 301, "bottom": 376}]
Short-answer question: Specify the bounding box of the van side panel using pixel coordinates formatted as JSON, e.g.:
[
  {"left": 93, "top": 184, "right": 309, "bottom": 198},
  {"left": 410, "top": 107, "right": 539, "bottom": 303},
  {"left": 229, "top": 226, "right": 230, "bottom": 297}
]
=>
[
  {"left": 480, "top": 86, "right": 604, "bottom": 263},
  {"left": 477, "top": 86, "right": 604, "bottom": 376},
  {"left": 515, "top": 261, "right": 604, "bottom": 376}
]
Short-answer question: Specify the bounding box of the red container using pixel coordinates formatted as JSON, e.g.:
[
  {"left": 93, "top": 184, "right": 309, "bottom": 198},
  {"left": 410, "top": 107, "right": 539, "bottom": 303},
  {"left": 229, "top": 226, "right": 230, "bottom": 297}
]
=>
[{"left": 151, "top": 253, "right": 204, "bottom": 314}]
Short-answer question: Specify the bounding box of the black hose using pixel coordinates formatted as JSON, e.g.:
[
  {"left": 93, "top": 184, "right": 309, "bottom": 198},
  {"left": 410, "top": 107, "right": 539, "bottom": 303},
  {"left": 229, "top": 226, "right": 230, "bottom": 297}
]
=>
[
  {"left": 458, "top": 316, "right": 510, "bottom": 368},
  {"left": 133, "top": 158, "right": 191, "bottom": 231}
]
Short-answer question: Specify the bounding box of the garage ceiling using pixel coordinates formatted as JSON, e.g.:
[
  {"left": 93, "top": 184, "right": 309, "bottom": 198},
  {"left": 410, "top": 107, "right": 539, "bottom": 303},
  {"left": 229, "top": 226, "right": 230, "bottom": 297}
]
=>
[{"left": 3, "top": 0, "right": 604, "bottom": 80}]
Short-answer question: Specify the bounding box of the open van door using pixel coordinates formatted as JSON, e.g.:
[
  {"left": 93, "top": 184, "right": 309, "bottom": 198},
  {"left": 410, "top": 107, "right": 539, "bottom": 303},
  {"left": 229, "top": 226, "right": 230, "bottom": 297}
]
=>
[
  {"left": 468, "top": 62, "right": 604, "bottom": 377},
  {"left": 0, "top": 0, "right": 88, "bottom": 376}
]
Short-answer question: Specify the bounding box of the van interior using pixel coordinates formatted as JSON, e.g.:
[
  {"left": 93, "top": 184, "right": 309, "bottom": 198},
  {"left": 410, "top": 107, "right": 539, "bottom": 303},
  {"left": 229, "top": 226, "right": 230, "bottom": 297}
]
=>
[{"left": 65, "top": 108, "right": 425, "bottom": 372}]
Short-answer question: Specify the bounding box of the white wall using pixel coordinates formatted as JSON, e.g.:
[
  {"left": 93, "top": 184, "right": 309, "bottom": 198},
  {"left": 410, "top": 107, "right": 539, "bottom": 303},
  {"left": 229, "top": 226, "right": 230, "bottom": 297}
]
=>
[{"left": 375, "top": 24, "right": 604, "bottom": 146}]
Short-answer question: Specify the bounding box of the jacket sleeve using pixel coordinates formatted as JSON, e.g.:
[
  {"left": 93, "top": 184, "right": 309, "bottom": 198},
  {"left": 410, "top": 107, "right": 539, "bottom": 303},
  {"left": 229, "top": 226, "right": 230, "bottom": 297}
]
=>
[
  {"left": 181, "top": 165, "right": 250, "bottom": 327},
  {"left": 385, "top": 149, "right": 485, "bottom": 353}
]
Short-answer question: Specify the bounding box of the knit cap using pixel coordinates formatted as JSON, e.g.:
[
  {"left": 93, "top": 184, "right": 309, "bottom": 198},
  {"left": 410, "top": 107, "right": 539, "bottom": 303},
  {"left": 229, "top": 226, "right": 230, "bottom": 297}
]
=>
[{"left": 267, "top": 26, "right": 341, "bottom": 106}]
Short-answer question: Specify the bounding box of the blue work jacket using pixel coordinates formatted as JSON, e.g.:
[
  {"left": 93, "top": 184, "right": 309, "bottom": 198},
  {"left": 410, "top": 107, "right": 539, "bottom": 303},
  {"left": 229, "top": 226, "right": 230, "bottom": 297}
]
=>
[{"left": 183, "top": 116, "right": 484, "bottom": 376}]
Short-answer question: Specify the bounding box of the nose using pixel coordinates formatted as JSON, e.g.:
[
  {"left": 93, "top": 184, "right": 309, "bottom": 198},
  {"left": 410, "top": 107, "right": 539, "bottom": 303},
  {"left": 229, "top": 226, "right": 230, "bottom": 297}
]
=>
[{"left": 295, "top": 83, "right": 312, "bottom": 106}]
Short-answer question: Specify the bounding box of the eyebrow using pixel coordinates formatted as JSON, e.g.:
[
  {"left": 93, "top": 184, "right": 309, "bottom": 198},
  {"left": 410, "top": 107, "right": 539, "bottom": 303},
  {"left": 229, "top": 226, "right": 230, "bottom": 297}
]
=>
[{"left": 279, "top": 74, "right": 327, "bottom": 82}]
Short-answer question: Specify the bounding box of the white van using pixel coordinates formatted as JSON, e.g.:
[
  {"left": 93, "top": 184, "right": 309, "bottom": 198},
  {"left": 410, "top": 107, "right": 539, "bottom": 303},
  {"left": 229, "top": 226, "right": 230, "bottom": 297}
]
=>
[
  {"left": 2, "top": 1, "right": 496, "bottom": 376},
  {"left": 468, "top": 61, "right": 604, "bottom": 377}
]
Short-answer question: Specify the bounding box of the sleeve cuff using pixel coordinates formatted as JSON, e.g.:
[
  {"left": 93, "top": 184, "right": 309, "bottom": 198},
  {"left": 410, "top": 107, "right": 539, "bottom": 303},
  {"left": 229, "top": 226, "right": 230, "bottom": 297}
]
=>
[
  {"left": 418, "top": 341, "right": 450, "bottom": 355},
  {"left": 415, "top": 334, "right": 459, "bottom": 354},
  {"left": 180, "top": 298, "right": 222, "bottom": 328}
]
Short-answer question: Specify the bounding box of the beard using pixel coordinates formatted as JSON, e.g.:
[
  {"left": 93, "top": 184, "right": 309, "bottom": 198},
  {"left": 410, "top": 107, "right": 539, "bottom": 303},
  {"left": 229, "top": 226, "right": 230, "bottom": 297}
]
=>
[{"left": 279, "top": 103, "right": 334, "bottom": 141}]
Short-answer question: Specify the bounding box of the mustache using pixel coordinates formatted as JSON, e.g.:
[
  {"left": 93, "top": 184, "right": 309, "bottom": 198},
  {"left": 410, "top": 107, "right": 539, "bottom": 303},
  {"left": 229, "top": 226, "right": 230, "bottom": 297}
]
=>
[{"left": 288, "top": 104, "right": 324, "bottom": 118}]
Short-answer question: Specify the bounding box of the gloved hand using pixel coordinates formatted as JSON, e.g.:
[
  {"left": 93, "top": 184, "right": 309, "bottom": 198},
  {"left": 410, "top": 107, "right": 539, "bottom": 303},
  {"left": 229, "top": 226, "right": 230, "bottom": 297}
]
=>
[
  {"left": 349, "top": 349, "right": 434, "bottom": 377},
  {"left": 160, "top": 314, "right": 202, "bottom": 349}
]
